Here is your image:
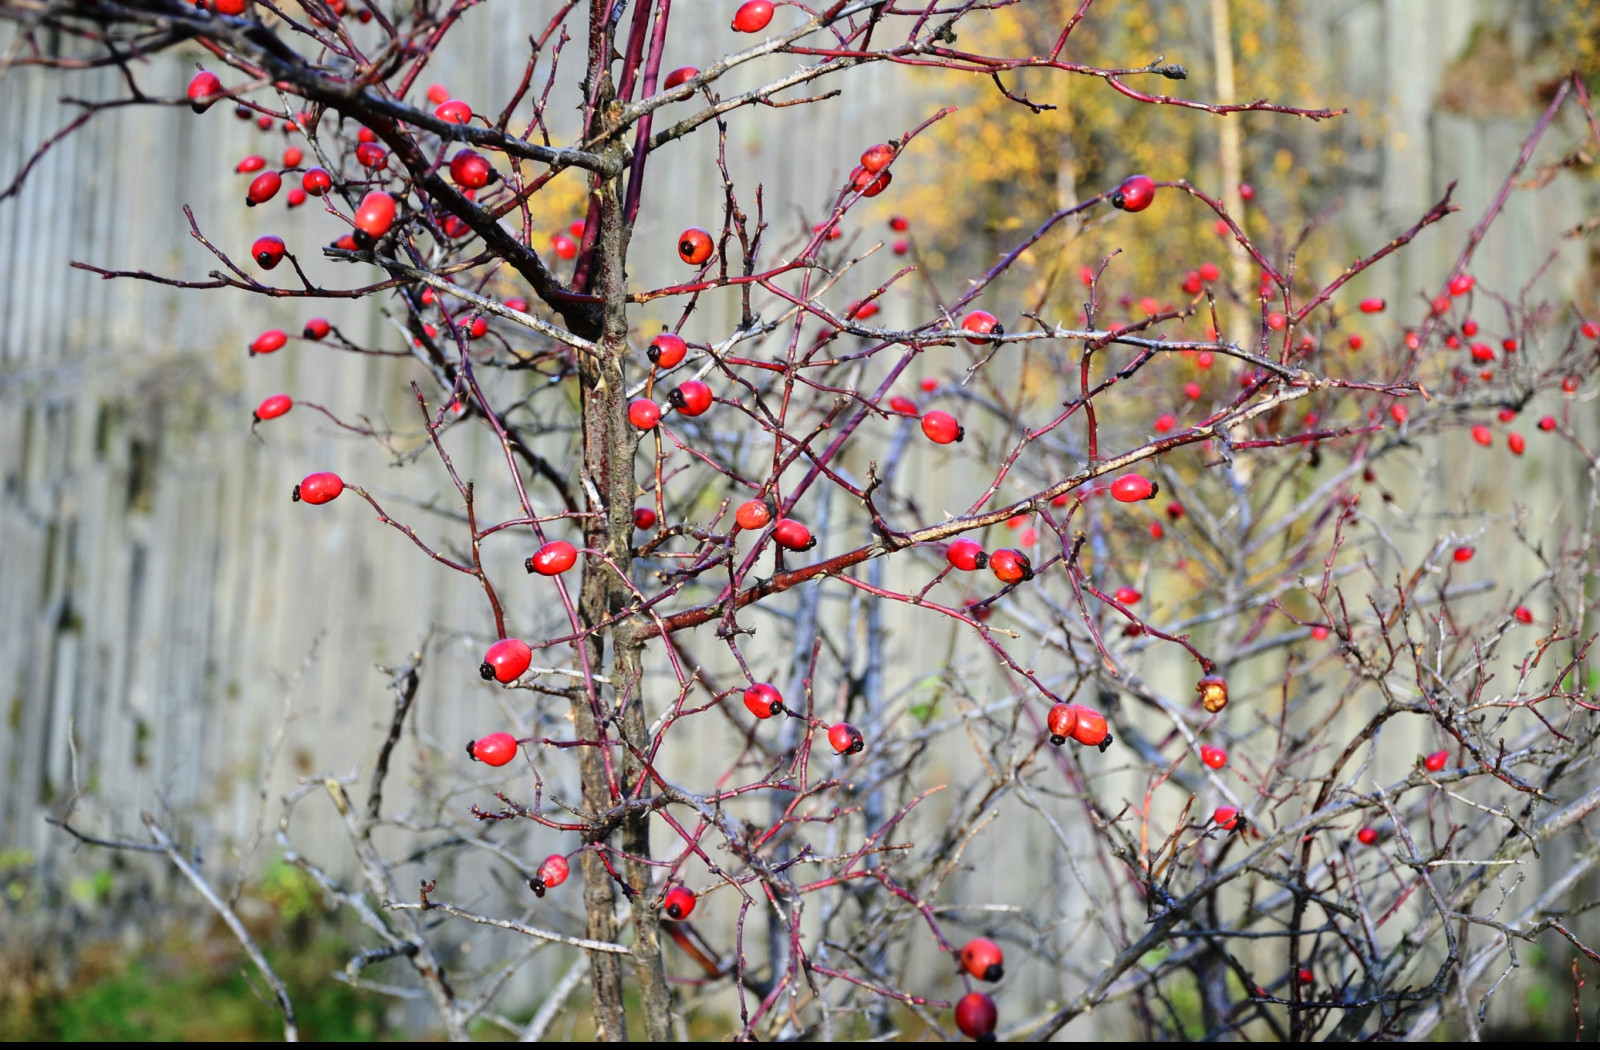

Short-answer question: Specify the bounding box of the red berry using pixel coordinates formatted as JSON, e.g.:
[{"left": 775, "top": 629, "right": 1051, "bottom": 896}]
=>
[
  {"left": 669, "top": 380, "right": 713, "bottom": 417},
  {"left": 892, "top": 239, "right": 909, "bottom": 255},
  {"left": 889, "top": 215, "right": 910, "bottom": 232},
  {"left": 251, "top": 235, "right": 286, "bottom": 269},
  {"left": 1070, "top": 706, "right": 1110, "bottom": 749},
  {"left": 286, "top": 187, "right": 307, "bottom": 208},
  {"left": 1508, "top": 432, "right": 1525, "bottom": 455},
  {"left": 657, "top": 884, "right": 697, "bottom": 921},
  {"left": 1045, "top": 702, "right": 1078, "bottom": 745},
  {"left": 1564, "top": 376, "right": 1580, "bottom": 393},
  {"left": 526, "top": 540, "right": 578, "bottom": 576},
  {"left": 989, "top": 548, "right": 1032, "bottom": 585},
  {"left": 1448, "top": 273, "right": 1475, "bottom": 296},
  {"left": 1359, "top": 297, "right": 1385, "bottom": 313},
  {"left": 253, "top": 394, "right": 292, "bottom": 422},
  {"left": 827, "top": 722, "right": 865, "bottom": 755},
  {"left": 960, "top": 310, "right": 1002, "bottom": 344},
  {"left": 1182, "top": 271, "right": 1202, "bottom": 295},
  {"left": 1213, "top": 806, "right": 1239, "bottom": 831},
  {"left": 1113, "top": 586, "right": 1140, "bottom": 604},
  {"left": 1154, "top": 413, "right": 1176, "bottom": 434},
  {"left": 1111, "top": 474, "right": 1157, "bottom": 502},
  {"left": 1539, "top": 416, "right": 1557, "bottom": 431},
  {"left": 301, "top": 167, "right": 332, "bottom": 196},
  {"left": 249, "top": 328, "right": 288, "bottom": 356},
  {"left": 435, "top": 99, "right": 472, "bottom": 124},
  {"left": 1111, "top": 173, "right": 1155, "bottom": 212},
  {"left": 846, "top": 299, "right": 879, "bottom": 321},
  {"left": 213, "top": 0, "right": 248, "bottom": 14},
  {"left": 355, "top": 141, "right": 388, "bottom": 170},
  {"left": 1297, "top": 968, "right": 1314, "bottom": 985},
  {"left": 1432, "top": 294, "right": 1452, "bottom": 315},
  {"left": 1389, "top": 404, "right": 1408, "bottom": 425},
  {"left": 773, "top": 518, "right": 815, "bottom": 552},
  {"left": 743, "top": 683, "right": 784, "bottom": 719},
  {"left": 888, "top": 395, "right": 919, "bottom": 416},
  {"left": 245, "top": 170, "right": 282, "bottom": 206},
  {"left": 735, "top": 499, "right": 776, "bottom": 531},
  {"left": 678, "top": 227, "right": 713, "bottom": 264},
  {"left": 921, "top": 410, "right": 963, "bottom": 444},
  {"left": 1453, "top": 546, "right": 1474, "bottom": 563},
  {"left": 449, "top": 149, "right": 494, "bottom": 189},
  {"left": 947, "top": 538, "right": 987, "bottom": 572},
  {"left": 332, "top": 235, "right": 357, "bottom": 251},
  {"left": 1238, "top": 181, "right": 1255, "bottom": 201},
  {"left": 236, "top": 154, "right": 267, "bottom": 174},
  {"left": 859, "top": 142, "right": 896, "bottom": 173},
  {"left": 1446, "top": 334, "right": 1462, "bottom": 349},
  {"left": 187, "top": 70, "right": 224, "bottom": 113},
  {"left": 1471, "top": 424, "right": 1492, "bottom": 446},
  {"left": 954, "top": 992, "right": 998, "bottom": 1041},
  {"left": 1166, "top": 500, "right": 1185, "bottom": 520},
  {"left": 731, "top": 0, "right": 774, "bottom": 32},
  {"left": 1347, "top": 334, "right": 1364, "bottom": 351},
  {"left": 920, "top": 377, "right": 939, "bottom": 393},
  {"left": 1462, "top": 319, "right": 1479, "bottom": 337},
  {"left": 1423, "top": 749, "right": 1448, "bottom": 773},
  {"left": 1310, "top": 625, "right": 1329, "bottom": 641},
  {"left": 1502, "top": 338, "right": 1518, "bottom": 353},
  {"left": 1148, "top": 521, "right": 1164, "bottom": 540},
  {"left": 1200, "top": 745, "right": 1227, "bottom": 770},
  {"left": 469, "top": 732, "right": 518, "bottom": 766},
  {"left": 1199, "top": 262, "right": 1220, "bottom": 282},
  {"left": 1470, "top": 342, "right": 1494, "bottom": 362},
  {"left": 648, "top": 332, "right": 687, "bottom": 368},
  {"left": 1583, "top": 321, "right": 1600, "bottom": 340},
  {"left": 1357, "top": 827, "right": 1378, "bottom": 846},
  {"left": 849, "top": 165, "right": 893, "bottom": 197},
  {"left": 633, "top": 507, "right": 657, "bottom": 530},
  {"left": 505, "top": 297, "right": 527, "bottom": 312},
  {"left": 664, "top": 66, "right": 698, "bottom": 89},
  {"left": 293, "top": 471, "right": 344, "bottom": 505},
  {"left": 551, "top": 233, "right": 578, "bottom": 260},
  {"left": 462, "top": 316, "right": 488, "bottom": 340},
  {"left": 1184, "top": 381, "right": 1202, "bottom": 399},
  {"left": 354, "top": 190, "right": 396, "bottom": 240},
  {"left": 629, "top": 399, "right": 661, "bottom": 430},
  {"left": 1514, "top": 605, "right": 1534, "bottom": 624},
  {"left": 480, "top": 638, "right": 533, "bottom": 683},
  {"left": 530, "top": 854, "right": 569, "bottom": 896},
  {"left": 426, "top": 83, "right": 451, "bottom": 105},
  {"left": 959, "top": 938, "right": 1004, "bottom": 982},
  {"left": 280, "top": 145, "right": 303, "bottom": 168}
]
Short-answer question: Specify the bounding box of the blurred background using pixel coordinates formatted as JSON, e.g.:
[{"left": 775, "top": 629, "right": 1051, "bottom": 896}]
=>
[{"left": 2, "top": 0, "right": 1598, "bottom": 1039}]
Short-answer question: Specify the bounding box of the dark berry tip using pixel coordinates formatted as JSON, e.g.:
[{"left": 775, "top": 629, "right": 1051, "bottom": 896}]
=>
[
  {"left": 973, "top": 552, "right": 989, "bottom": 569},
  {"left": 1098, "top": 734, "right": 1114, "bottom": 753},
  {"left": 1049, "top": 734, "right": 1065, "bottom": 746},
  {"left": 291, "top": 485, "right": 302, "bottom": 502},
  {"left": 666, "top": 904, "right": 682, "bottom": 919},
  {"left": 985, "top": 964, "right": 1004, "bottom": 982},
  {"left": 529, "top": 877, "right": 546, "bottom": 898},
  {"left": 466, "top": 740, "right": 479, "bottom": 761},
  {"left": 479, "top": 662, "right": 496, "bottom": 681},
  {"left": 523, "top": 557, "right": 536, "bottom": 573},
  {"left": 991, "top": 324, "right": 1004, "bottom": 338}
]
